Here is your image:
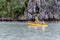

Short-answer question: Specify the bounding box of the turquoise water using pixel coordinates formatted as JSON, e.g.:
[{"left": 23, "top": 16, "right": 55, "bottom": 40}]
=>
[{"left": 0, "top": 22, "right": 60, "bottom": 40}]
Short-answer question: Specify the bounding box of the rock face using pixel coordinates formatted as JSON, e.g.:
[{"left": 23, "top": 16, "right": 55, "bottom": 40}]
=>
[{"left": 25, "top": 0, "right": 60, "bottom": 21}]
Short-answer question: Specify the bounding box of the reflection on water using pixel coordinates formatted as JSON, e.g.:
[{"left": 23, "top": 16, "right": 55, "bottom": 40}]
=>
[{"left": 0, "top": 22, "right": 60, "bottom": 40}]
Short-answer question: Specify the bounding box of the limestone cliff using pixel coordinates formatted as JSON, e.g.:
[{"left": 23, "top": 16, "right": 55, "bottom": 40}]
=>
[{"left": 24, "top": 0, "right": 60, "bottom": 21}]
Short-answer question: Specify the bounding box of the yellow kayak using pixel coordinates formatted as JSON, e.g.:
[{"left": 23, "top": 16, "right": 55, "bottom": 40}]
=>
[{"left": 28, "top": 22, "right": 48, "bottom": 27}]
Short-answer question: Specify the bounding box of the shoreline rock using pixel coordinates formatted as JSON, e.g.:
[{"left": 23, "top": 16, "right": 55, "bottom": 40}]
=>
[{"left": 0, "top": 18, "right": 60, "bottom": 22}]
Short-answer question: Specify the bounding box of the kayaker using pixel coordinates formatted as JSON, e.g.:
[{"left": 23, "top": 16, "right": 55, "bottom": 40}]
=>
[
  {"left": 41, "top": 21, "right": 45, "bottom": 25},
  {"left": 34, "top": 16, "right": 39, "bottom": 24}
]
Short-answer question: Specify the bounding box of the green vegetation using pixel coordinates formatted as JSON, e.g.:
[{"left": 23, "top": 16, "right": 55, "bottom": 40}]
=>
[{"left": 0, "top": 0, "right": 28, "bottom": 20}]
